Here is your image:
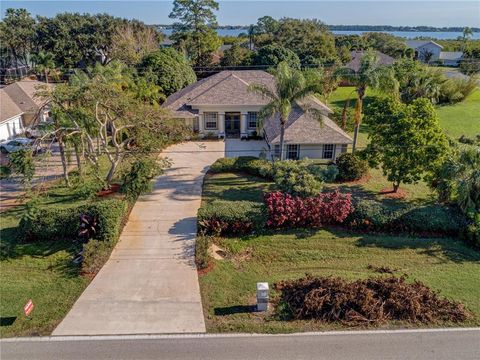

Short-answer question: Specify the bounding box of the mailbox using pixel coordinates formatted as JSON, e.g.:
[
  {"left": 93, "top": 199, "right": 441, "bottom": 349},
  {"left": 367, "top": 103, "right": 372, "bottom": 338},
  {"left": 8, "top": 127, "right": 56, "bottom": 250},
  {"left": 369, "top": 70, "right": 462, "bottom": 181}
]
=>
[{"left": 256, "top": 282, "right": 269, "bottom": 311}]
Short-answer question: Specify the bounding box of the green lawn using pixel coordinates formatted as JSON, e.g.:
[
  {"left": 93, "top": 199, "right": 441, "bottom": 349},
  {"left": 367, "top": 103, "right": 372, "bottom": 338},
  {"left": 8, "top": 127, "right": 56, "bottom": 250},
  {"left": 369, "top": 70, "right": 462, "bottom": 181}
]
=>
[
  {"left": 0, "top": 204, "right": 89, "bottom": 337},
  {"left": 436, "top": 89, "right": 480, "bottom": 138},
  {"left": 0, "top": 162, "right": 120, "bottom": 337},
  {"left": 199, "top": 172, "right": 480, "bottom": 333},
  {"left": 328, "top": 86, "right": 480, "bottom": 147}
]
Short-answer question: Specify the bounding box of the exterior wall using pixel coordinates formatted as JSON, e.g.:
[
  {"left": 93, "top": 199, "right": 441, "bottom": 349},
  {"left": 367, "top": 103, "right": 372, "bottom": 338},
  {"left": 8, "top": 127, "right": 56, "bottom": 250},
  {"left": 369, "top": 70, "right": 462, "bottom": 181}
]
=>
[
  {"left": 0, "top": 115, "right": 24, "bottom": 141},
  {"left": 417, "top": 43, "right": 442, "bottom": 62},
  {"left": 442, "top": 59, "right": 461, "bottom": 67},
  {"left": 192, "top": 105, "right": 263, "bottom": 138},
  {"left": 272, "top": 143, "right": 348, "bottom": 161}
]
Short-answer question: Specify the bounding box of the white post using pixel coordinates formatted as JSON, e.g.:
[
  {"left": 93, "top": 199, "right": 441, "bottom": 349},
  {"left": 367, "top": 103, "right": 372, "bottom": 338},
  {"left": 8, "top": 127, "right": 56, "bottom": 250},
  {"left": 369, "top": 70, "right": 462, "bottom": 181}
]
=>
[
  {"left": 218, "top": 112, "right": 225, "bottom": 138},
  {"left": 198, "top": 112, "right": 204, "bottom": 135},
  {"left": 256, "top": 282, "right": 269, "bottom": 312},
  {"left": 240, "top": 112, "right": 248, "bottom": 139}
]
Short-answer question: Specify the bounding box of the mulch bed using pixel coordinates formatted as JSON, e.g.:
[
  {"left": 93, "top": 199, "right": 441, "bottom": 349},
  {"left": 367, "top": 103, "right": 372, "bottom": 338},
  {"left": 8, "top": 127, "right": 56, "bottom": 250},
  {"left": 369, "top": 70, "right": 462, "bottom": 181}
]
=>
[
  {"left": 97, "top": 184, "right": 120, "bottom": 197},
  {"left": 379, "top": 187, "right": 408, "bottom": 199},
  {"left": 275, "top": 275, "right": 470, "bottom": 325}
]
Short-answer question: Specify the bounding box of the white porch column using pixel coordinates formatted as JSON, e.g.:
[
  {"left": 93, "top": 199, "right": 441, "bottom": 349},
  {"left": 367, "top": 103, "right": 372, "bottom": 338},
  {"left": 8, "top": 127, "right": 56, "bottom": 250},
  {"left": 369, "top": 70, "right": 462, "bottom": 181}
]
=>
[
  {"left": 198, "top": 112, "right": 204, "bottom": 134},
  {"left": 240, "top": 112, "right": 248, "bottom": 139},
  {"left": 218, "top": 112, "right": 225, "bottom": 138}
]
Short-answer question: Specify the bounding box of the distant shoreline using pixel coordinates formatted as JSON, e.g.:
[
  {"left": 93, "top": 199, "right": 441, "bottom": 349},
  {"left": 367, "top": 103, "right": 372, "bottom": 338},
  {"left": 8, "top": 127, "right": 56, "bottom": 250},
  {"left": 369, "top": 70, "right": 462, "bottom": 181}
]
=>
[{"left": 156, "top": 25, "right": 480, "bottom": 33}]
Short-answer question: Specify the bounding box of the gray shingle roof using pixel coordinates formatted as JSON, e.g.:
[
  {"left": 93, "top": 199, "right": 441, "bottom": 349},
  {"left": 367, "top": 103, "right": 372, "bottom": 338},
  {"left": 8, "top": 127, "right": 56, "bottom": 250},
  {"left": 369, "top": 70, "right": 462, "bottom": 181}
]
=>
[
  {"left": 163, "top": 70, "right": 351, "bottom": 145},
  {"left": 439, "top": 51, "right": 463, "bottom": 60},
  {"left": 345, "top": 50, "right": 395, "bottom": 73}
]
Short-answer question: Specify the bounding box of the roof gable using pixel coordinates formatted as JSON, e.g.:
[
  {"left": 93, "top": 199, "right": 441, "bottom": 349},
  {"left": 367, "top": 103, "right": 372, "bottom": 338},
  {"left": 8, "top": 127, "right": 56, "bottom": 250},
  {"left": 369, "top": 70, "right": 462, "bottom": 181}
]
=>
[{"left": 0, "top": 90, "right": 23, "bottom": 123}]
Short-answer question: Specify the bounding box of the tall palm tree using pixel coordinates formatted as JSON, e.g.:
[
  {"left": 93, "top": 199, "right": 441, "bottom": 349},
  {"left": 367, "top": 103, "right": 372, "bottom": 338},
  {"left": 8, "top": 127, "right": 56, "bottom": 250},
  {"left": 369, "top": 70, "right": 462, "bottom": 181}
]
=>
[
  {"left": 247, "top": 24, "right": 257, "bottom": 50},
  {"left": 337, "top": 49, "right": 398, "bottom": 151},
  {"left": 32, "top": 51, "right": 55, "bottom": 83},
  {"left": 248, "top": 62, "right": 324, "bottom": 160},
  {"left": 463, "top": 27, "right": 473, "bottom": 41}
]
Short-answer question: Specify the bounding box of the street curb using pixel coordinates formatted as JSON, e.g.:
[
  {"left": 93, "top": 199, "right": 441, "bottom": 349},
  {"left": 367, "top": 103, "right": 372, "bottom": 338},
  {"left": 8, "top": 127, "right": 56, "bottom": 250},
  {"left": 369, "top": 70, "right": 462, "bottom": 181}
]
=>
[{"left": 2, "top": 327, "right": 479, "bottom": 343}]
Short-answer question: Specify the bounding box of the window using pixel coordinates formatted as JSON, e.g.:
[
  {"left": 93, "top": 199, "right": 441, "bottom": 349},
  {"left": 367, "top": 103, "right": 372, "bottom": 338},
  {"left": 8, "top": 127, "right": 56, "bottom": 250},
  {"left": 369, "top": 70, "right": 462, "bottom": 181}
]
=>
[
  {"left": 274, "top": 144, "right": 280, "bottom": 158},
  {"left": 247, "top": 112, "right": 258, "bottom": 129},
  {"left": 286, "top": 144, "right": 299, "bottom": 160},
  {"left": 322, "top": 144, "right": 335, "bottom": 159},
  {"left": 204, "top": 112, "right": 218, "bottom": 130}
]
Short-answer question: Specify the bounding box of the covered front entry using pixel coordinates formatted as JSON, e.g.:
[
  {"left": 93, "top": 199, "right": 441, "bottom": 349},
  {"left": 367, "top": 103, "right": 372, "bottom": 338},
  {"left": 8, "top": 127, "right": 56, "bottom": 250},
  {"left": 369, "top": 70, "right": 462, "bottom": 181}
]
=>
[{"left": 225, "top": 112, "right": 240, "bottom": 138}]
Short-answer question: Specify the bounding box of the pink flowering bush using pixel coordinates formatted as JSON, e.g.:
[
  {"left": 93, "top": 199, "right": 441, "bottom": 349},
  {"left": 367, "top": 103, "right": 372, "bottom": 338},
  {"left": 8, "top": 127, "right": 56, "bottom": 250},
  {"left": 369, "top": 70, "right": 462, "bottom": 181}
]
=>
[{"left": 264, "top": 190, "right": 354, "bottom": 228}]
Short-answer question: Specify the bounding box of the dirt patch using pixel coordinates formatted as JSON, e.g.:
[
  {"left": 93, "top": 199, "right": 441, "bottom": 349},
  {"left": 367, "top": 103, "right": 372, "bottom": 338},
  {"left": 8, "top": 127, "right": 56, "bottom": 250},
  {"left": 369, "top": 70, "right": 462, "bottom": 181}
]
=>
[
  {"left": 337, "top": 173, "right": 372, "bottom": 185},
  {"left": 379, "top": 187, "right": 408, "bottom": 199},
  {"left": 367, "top": 265, "right": 398, "bottom": 275},
  {"left": 232, "top": 248, "right": 253, "bottom": 270},
  {"left": 209, "top": 243, "right": 227, "bottom": 260},
  {"left": 275, "top": 275, "right": 471, "bottom": 325},
  {"left": 197, "top": 262, "right": 215, "bottom": 276}
]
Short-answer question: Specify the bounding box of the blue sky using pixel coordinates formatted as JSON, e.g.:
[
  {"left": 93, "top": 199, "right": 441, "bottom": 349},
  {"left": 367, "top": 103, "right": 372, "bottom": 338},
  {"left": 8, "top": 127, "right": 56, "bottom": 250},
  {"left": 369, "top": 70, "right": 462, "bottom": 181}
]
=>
[{"left": 1, "top": 1, "right": 479, "bottom": 26}]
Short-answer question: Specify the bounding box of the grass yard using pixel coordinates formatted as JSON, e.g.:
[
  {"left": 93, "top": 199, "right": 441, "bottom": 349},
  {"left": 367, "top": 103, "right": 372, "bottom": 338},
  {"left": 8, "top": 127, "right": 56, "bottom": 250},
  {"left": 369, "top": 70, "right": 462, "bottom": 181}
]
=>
[
  {"left": 328, "top": 86, "right": 480, "bottom": 148},
  {"left": 0, "top": 161, "right": 122, "bottom": 337},
  {"left": 0, "top": 204, "right": 89, "bottom": 337},
  {"left": 198, "top": 172, "right": 480, "bottom": 333},
  {"left": 436, "top": 89, "right": 480, "bottom": 138}
]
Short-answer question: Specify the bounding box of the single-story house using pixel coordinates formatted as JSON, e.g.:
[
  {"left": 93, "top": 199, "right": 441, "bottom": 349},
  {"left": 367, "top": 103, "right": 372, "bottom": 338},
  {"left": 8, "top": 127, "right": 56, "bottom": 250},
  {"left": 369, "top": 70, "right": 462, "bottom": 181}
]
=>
[
  {"left": 345, "top": 50, "right": 395, "bottom": 72},
  {"left": 405, "top": 40, "right": 444, "bottom": 63},
  {"left": 439, "top": 51, "right": 464, "bottom": 66},
  {"left": 0, "top": 90, "right": 24, "bottom": 141},
  {"left": 0, "top": 79, "right": 52, "bottom": 141},
  {"left": 163, "top": 70, "right": 352, "bottom": 160}
]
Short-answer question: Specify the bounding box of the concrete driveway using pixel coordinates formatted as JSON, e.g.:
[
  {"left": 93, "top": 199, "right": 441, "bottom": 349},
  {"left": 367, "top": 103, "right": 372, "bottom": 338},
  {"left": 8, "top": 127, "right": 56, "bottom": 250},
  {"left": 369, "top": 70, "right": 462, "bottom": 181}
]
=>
[{"left": 53, "top": 141, "right": 225, "bottom": 335}]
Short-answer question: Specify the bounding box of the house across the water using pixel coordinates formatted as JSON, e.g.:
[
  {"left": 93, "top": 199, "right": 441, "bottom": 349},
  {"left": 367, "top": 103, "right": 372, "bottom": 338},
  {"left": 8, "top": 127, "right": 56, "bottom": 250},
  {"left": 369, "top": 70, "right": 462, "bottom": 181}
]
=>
[{"left": 163, "top": 70, "right": 352, "bottom": 160}]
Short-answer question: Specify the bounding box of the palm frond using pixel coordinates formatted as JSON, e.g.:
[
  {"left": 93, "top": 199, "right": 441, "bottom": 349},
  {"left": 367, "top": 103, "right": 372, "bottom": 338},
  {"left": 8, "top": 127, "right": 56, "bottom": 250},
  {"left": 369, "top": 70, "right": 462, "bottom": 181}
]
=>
[{"left": 247, "top": 83, "right": 277, "bottom": 101}]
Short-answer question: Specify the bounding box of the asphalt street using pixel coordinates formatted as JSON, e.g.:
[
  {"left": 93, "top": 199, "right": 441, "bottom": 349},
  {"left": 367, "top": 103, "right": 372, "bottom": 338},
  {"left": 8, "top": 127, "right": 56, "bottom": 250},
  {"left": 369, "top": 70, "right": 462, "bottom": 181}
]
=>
[{"left": 1, "top": 328, "right": 479, "bottom": 360}]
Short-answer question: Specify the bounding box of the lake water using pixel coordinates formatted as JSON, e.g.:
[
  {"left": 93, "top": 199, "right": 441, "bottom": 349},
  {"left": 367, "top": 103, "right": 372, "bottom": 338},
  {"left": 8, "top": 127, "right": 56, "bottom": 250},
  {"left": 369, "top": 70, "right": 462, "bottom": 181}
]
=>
[{"left": 160, "top": 28, "right": 479, "bottom": 40}]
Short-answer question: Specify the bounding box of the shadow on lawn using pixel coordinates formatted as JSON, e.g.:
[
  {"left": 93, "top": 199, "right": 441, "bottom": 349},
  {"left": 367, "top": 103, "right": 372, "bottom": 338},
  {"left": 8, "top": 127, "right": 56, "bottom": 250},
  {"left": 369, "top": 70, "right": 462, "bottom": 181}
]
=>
[
  {"left": 355, "top": 235, "right": 480, "bottom": 264},
  {"left": 214, "top": 305, "right": 256, "bottom": 316}
]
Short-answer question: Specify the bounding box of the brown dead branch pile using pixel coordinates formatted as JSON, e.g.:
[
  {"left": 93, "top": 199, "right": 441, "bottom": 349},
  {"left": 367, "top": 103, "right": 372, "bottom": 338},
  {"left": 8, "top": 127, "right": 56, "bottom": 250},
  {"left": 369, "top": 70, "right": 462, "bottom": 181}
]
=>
[{"left": 275, "top": 275, "right": 470, "bottom": 325}]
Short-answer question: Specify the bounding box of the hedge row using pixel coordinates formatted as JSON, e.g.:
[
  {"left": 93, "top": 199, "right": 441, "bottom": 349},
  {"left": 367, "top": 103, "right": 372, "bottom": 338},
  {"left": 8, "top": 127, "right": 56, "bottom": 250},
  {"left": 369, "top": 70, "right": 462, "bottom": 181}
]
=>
[
  {"left": 19, "top": 198, "right": 128, "bottom": 243},
  {"left": 347, "top": 200, "right": 466, "bottom": 236},
  {"left": 197, "top": 200, "right": 266, "bottom": 236},
  {"left": 210, "top": 156, "right": 273, "bottom": 179},
  {"left": 197, "top": 196, "right": 466, "bottom": 238}
]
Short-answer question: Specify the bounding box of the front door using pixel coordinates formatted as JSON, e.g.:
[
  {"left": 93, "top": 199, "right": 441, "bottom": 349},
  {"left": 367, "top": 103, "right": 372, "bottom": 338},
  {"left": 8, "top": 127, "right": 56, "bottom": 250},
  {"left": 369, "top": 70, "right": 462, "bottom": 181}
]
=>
[{"left": 225, "top": 112, "right": 240, "bottom": 138}]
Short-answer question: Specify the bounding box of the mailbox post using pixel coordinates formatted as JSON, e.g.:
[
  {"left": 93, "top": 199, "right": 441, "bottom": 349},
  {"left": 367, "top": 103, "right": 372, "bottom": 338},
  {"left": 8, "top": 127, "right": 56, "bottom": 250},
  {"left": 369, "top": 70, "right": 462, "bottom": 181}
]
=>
[{"left": 256, "top": 282, "right": 269, "bottom": 311}]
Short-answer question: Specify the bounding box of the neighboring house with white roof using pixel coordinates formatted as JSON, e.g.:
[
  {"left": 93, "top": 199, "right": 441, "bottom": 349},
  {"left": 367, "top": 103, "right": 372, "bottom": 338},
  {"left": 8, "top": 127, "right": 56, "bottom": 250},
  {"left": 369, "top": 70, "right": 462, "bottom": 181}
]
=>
[
  {"left": 406, "top": 40, "right": 463, "bottom": 66},
  {"left": 0, "top": 79, "right": 52, "bottom": 141},
  {"left": 163, "top": 70, "right": 352, "bottom": 160}
]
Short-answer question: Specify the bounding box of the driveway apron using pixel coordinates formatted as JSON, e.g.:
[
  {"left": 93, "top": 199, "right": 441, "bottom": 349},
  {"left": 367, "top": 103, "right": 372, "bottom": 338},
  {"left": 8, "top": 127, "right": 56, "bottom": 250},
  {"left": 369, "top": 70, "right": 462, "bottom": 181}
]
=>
[{"left": 53, "top": 141, "right": 225, "bottom": 335}]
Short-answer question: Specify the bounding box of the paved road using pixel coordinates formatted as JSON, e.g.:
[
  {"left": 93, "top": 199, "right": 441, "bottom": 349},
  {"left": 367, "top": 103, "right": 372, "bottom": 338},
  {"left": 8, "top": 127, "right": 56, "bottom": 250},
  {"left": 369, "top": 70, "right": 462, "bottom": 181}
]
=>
[
  {"left": 2, "top": 329, "right": 479, "bottom": 360},
  {"left": 53, "top": 141, "right": 225, "bottom": 335}
]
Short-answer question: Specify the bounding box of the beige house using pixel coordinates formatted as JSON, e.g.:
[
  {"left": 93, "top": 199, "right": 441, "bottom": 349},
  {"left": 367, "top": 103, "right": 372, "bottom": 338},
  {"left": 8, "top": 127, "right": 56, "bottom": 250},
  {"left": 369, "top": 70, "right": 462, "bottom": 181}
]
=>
[{"left": 164, "top": 70, "right": 352, "bottom": 160}]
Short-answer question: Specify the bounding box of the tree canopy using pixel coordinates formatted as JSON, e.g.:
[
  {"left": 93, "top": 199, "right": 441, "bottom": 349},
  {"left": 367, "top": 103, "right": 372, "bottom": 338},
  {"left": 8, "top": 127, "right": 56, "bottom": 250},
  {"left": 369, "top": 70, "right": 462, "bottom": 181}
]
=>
[
  {"left": 252, "top": 44, "right": 301, "bottom": 69},
  {"left": 139, "top": 48, "right": 197, "bottom": 98},
  {"left": 364, "top": 97, "right": 449, "bottom": 192}
]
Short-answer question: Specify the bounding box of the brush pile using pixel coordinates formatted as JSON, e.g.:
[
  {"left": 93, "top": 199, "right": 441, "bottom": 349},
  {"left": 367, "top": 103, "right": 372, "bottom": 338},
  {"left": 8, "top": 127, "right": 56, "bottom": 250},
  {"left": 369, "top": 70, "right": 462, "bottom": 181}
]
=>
[{"left": 275, "top": 275, "right": 470, "bottom": 325}]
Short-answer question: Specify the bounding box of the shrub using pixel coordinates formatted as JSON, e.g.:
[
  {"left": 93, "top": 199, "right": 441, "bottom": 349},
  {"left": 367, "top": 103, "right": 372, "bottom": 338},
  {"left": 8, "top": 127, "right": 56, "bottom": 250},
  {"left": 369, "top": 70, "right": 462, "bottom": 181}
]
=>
[
  {"left": 336, "top": 152, "right": 369, "bottom": 181},
  {"left": 347, "top": 199, "right": 465, "bottom": 235},
  {"left": 307, "top": 164, "right": 339, "bottom": 183},
  {"left": 121, "top": 158, "right": 164, "bottom": 200},
  {"left": 19, "top": 199, "right": 127, "bottom": 243},
  {"left": 462, "top": 220, "right": 480, "bottom": 248},
  {"left": 264, "top": 190, "right": 353, "bottom": 228},
  {"left": 195, "top": 236, "right": 211, "bottom": 270},
  {"left": 81, "top": 239, "right": 114, "bottom": 274},
  {"left": 209, "top": 156, "right": 273, "bottom": 179},
  {"left": 197, "top": 200, "right": 266, "bottom": 236},
  {"left": 272, "top": 160, "right": 323, "bottom": 197},
  {"left": 275, "top": 275, "right": 470, "bottom": 324}
]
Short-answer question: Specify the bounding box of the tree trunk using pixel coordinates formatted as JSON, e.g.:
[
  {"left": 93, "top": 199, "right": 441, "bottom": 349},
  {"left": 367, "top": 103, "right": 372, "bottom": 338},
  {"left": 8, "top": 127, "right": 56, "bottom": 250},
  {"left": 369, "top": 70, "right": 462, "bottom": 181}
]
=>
[
  {"left": 279, "top": 120, "right": 286, "bottom": 161},
  {"left": 73, "top": 141, "right": 82, "bottom": 175},
  {"left": 106, "top": 158, "right": 120, "bottom": 184},
  {"left": 341, "top": 97, "right": 350, "bottom": 129},
  {"left": 44, "top": 70, "right": 49, "bottom": 84},
  {"left": 57, "top": 135, "right": 70, "bottom": 187},
  {"left": 352, "top": 92, "right": 364, "bottom": 152},
  {"left": 393, "top": 182, "right": 400, "bottom": 193}
]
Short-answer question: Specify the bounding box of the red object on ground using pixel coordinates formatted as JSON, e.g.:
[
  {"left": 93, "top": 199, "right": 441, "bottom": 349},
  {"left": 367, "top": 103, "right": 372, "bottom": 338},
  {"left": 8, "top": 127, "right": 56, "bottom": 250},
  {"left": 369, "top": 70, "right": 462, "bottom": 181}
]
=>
[{"left": 24, "top": 299, "right": 34, "bottom": 316}]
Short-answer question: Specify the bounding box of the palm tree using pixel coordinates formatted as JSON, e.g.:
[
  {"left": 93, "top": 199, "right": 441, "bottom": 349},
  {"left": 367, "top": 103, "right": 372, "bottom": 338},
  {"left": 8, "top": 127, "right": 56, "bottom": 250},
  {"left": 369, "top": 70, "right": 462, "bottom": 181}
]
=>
[
  {"left": 337, "top": 49, "right": 398, "bottom": 151},
  {"left": 32, "top": 51, "right": 55, "bottom": 83},
  {"left": 463, "top": 27, "right": 473, "bottom": 41},
  {"left": 247, "top": 24, "right": 257, "bottom": 51},
  {"left": 248, "top": 62, "right": 324, "bottom": 160}
]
